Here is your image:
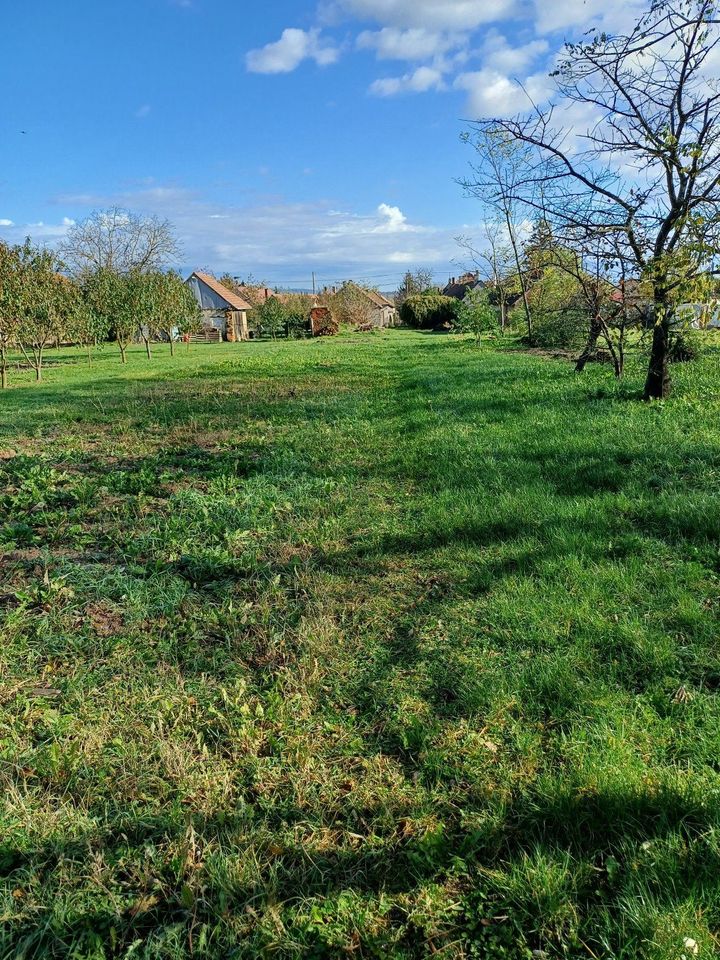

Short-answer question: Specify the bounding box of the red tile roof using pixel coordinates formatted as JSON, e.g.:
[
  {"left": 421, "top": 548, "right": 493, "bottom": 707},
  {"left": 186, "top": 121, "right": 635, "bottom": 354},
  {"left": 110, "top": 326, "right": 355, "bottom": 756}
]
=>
[{"left": 192, "top": 272, "right": 252, "bottom": 311}]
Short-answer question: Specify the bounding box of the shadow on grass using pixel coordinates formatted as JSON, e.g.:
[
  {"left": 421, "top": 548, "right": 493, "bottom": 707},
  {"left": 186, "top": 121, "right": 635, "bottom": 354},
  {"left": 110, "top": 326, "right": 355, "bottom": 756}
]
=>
[
  {"left": 3, "top": 777, "right": 719, "bottom": 957},
  {"left": 3, "top": 343, "right": 720, "bottom": 956}
]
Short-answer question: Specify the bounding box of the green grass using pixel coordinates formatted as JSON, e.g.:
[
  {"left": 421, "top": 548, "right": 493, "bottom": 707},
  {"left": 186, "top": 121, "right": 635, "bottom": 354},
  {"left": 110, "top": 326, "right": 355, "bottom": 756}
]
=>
[{"left": 1, "top": 331, "right": 719, "bottom": 959}]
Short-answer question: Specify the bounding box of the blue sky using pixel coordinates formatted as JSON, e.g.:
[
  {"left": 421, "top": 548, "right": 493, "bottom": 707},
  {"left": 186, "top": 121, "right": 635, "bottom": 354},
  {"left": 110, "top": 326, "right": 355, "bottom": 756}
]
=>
[{"left": 0, "top": 0, "right": 646, "bottom": 288}]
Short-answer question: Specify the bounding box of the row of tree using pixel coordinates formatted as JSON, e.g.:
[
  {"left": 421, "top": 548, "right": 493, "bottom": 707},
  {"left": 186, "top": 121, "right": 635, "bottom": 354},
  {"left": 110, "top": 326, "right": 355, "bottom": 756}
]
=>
[
  {"left": 0, "top": 237, "right": 201, "bottom": 388},
  {"left": 0, "top": 209, "right": 206, "bottom": 387}
]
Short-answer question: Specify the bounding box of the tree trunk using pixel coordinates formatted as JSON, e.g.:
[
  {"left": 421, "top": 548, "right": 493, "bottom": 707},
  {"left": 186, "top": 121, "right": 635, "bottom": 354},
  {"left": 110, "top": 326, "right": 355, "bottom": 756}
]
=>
[
  {"left": 145, "top": 338, "right": 152, "bottom": 360},
  {"left": 169, "top": 336, "right": 175, "bottom": 357},
  {"left": 119, "top": 342, "right": 127, "bottom": 364},
  {"left": 36, "top": 348, "right": 43, "bottom": 382},
  {"left": 643, "top": 293, "right": 671, "bottom": 400},
  {"left": 500, "top": 298, "right": 507, "bottom": 336},
  {"left": 1, "top": 348, "right": 7, "bottom": 390},
  {"left": 575, "top": 315, "right": 602, "bottom": 372}
]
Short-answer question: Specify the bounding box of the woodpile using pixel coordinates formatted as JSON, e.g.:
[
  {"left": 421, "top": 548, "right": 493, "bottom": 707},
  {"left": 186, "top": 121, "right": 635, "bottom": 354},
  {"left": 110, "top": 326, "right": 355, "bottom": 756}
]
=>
[{"left": 310, "top": 306, "right": 338, "bottom": 337}]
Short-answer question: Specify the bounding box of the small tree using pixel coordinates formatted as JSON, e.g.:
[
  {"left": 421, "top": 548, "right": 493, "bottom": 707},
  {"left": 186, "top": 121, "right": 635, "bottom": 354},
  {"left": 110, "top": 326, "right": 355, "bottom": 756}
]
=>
[
  {"left": 153, "top": 271, "right": 202, "bottom": 355},
  {"left": 457, "top": 225, "right": 518, "bottom": 335},
  {"left": 255, "top": 295, "right": 287, "bottom": 339},
  {"left": 84, "top": 269, "right": 138, "bottom": 364},
  {"left": 17, "top": 246, "right": 73, "bottom": 382},
  {"left": 134, "top": 272, "right": 159, "bottom": 360},
  {"left": 65, "top": 285, "right": 110, "bottom": 364},
  {"left": 460, "top": 131, "right": 536, "bottom": 340},
  {"left": 454, "top": 288, "right": 498, "bottom": 344},
  {"left": 0, "top": 242, "right": 24, "bottom": 388}
]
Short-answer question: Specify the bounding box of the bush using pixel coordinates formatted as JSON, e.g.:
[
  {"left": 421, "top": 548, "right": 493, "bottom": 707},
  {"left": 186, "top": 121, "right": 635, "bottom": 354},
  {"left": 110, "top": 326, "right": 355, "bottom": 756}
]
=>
[
  {"left": 400, "top": 293, "right": 459, "bottom": 329},
  {"left": 531, "top": 310, "right": 587, "bottom": 349},
  {"left": 286, "top": 313, "right": 310, "bottom": 339},
  {"left": 669, "top": 330, "right": 702, "bottom": 363}
]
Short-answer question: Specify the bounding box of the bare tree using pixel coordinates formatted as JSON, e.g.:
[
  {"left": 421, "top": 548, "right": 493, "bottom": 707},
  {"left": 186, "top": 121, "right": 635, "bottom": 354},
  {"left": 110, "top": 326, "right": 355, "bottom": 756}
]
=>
[
  {"left": 457, "top": 224, "right": 517, "bottom": 334},
  {"left": 60, "top": 207, "right": 181, "bottom": 279},
  {"left": 552, "top": 235, "right": 632, "bottom": 376},
  {"left": 395, "top": 268, "right": 435, "bottom": 306},
  {"left": 460, "top": 131, "right": 537, "bottom": 340},
  {"left": 465, "top": 0, "right": 720, "bottom": 398}
]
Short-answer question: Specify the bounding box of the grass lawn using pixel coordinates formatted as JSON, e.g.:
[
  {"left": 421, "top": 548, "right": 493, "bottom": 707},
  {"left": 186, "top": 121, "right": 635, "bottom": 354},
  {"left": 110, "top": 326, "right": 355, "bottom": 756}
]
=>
[{"left": 1, "top": 331, "right": 720, "bottom": 959}]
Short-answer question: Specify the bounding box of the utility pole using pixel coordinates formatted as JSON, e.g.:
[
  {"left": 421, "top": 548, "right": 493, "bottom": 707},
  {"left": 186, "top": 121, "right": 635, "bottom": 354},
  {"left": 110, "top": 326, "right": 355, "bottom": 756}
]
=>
[{"left": 312, "top": 272, "right": 316, "bottom": 295}]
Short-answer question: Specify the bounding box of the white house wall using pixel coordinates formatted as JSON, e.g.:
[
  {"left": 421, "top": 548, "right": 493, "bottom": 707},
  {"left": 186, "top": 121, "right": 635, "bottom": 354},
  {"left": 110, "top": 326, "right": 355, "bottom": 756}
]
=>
[{"left": 187, "top": 276, "right": 234, "bottom": 312}]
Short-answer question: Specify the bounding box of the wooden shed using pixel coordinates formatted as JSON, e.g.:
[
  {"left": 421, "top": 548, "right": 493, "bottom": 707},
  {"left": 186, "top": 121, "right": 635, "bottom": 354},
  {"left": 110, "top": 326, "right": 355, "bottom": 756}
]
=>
[{"left": 186, "top": 271, "right": 252, "bottom": 342}]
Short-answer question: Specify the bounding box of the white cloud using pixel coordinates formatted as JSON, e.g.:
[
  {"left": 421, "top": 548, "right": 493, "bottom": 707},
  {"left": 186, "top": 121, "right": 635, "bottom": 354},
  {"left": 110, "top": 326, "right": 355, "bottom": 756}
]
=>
[
  {"left": 0, "top": 218, "right": 76, "bottom": 243},
  {"left": 532, "top": 0, "right": 649, "bottom": 35},
  {"left": 246, "top": 28, "right": 339, "bottom": 74},
  {"left": 371, "top": 65, "right": 445, "bottom": 96},
  {"left": 357, "top": 27, "right": 461, "bottom": 60},
  {"left": 481, "top": 33, "right": 549, "bottom": 73},
  {"left": 454, "top": 68, "right": 553, "bottom": 116},
  {"left": 375, "top": 203, "right": 411, "bottom": 232},
  {"left": 44, "top": 184, "right": 473, "bottom": 277},
  {"left": 334, "top": 0, "right": 518, "bottom": 30}
]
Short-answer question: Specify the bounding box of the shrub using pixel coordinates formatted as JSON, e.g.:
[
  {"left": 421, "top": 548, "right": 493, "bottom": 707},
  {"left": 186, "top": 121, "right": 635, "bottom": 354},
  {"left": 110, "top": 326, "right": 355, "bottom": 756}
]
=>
[
  {"left": 400, "top": 293, "right": 458, "bottom": 329},
  {"left": 286, "top": 313, "right": 310, "bottom": 339},
  {"left": 531, "top": 310, "right": 587, "bottom": 349},
  {"left": 669, "top": 330, "right": 701, "bottom": 363}
]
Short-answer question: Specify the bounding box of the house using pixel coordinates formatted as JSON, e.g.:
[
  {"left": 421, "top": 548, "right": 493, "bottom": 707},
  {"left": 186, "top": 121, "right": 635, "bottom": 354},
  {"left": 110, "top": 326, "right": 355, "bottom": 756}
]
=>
[
  {"left": 678, "top": 302, "right": 720, "bottom": 329},
  {"left": 364, "top": 288, "right": 398, "bottom": 328},
  {"left": 443, "top": 272, "right": 483, "bottom": 300},
  {"left": 338, "top": 282, "right": 398, "bottom": 328},
  {"left": 186, "top": 271, "right": 252, "bottom": 342},
  {"left": 609, "top": 282, "right": 720, "bottom": 329}
]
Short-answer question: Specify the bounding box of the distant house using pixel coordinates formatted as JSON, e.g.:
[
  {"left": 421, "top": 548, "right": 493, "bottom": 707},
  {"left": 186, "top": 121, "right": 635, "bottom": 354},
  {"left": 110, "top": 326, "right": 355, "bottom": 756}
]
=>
[
  {"left": 443, "top": 272, "right": 483, "bottom": 300},
  {"left": 186, "top": 271, "right": 252, "bottom": 342},
  {"left": 609, "top": 283, "right": 720, "bottom": 329},
  {"left": 678, "top": 302, "right": 720, "bottom": 329},
  {"left": 365, "top": 288, "right": 398, "bottom": 328},
  {"left": 235, "top": 284, "right": 279, "bottom": 307},
  {"left": 340, "top": 283, "right": 398, "bottom": 328}
]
